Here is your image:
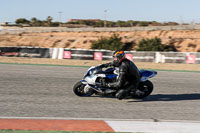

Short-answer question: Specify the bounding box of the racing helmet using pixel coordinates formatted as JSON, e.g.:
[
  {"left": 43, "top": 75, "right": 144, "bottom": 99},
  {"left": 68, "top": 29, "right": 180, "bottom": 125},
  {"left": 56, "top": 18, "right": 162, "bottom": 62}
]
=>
[{"left": 112, "top": 50, "right": 125, "bottom": 66}]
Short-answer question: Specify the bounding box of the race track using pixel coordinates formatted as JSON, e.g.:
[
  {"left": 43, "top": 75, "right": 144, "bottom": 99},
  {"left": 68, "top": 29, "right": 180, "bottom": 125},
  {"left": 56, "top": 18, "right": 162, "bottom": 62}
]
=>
[{"left": 0, "top": 63, "right": 200, "bottom": 121}]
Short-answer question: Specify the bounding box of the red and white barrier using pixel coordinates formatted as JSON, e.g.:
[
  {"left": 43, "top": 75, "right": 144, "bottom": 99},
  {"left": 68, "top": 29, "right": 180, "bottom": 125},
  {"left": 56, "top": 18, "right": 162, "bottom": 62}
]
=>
[
  {"left": 45, "top": 48, "right": 200, "bottom": 64},
  {"left": 63, "top": 51, "right": 71, "bottom": 59},
  {"left": 187, "top": 54, "right": 196, "bottom": 64},
  {"left": 125, "top": 54, "right": 133, "bottom": 61},
  {"left": 94, "top": 52, "right": 103, "bottom": 60}
]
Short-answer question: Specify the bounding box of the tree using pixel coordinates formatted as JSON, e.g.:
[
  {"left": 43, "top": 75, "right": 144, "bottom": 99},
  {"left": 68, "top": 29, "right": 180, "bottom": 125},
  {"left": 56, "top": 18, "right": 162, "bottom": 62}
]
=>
[
  {"left": 51, "top": 22, "right": 60, "bottom": 27},
  {"left": 31, "top": 17, "right": 37, "bottom": 22},
  {"left": 116, "top": 20, "right": 129, "bottom": 27},
  {"left": 138, "top": 21, "right": 149, "bottom": 26},
  {"left": 15, "top": 18, "right": 30, "bottom": 24},
  {"left": 95, "top": 21, "right": 104, "bottom": 27},
  {"left": 106, "top": 21, "right": 115, "bottom": 27},
  {"left": 47, "top": 16, "right": 53, "bottom": 26},
  {"left": 30, "top": 17, "right": 42, "bottom": 26},
  {"left": 127, "top": 20, "right": 137, "bottom": 27}
]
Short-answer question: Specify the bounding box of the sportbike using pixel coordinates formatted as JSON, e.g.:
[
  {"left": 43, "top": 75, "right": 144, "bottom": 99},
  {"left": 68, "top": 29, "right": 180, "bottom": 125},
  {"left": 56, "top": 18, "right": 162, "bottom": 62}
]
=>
[{"left": 73, "top": 64, "right": 157, "bottom": 99}]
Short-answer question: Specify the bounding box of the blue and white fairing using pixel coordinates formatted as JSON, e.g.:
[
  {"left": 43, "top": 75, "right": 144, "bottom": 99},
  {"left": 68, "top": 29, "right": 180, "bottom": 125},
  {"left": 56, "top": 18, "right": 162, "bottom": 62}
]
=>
[
  {"left": 81, "top": 65, "right": 157, "bottom": 85},
  {"left": 140, "top": 69, "right": 157, "bottom": 82},
  {"left": 81, "top": 66, "right": 106, "bottom": 85}
]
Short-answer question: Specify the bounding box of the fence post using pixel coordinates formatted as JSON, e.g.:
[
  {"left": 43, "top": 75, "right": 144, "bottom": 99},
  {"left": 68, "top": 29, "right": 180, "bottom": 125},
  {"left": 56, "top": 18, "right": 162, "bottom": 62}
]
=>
[
  {"left": 155, "top": 52, "right": 161, "bottom": 63},
  {"left": 52, "top": 48, "right": 59, "bottom": 59},
  {"left": 58, "top": 48, "right": 64, "bottom": 59},
  {"left": 161, "top": 54, "right": 166, "bottom": 63},
  {"left": 155, "top": 52, "right": 165, "bottom": 63}
]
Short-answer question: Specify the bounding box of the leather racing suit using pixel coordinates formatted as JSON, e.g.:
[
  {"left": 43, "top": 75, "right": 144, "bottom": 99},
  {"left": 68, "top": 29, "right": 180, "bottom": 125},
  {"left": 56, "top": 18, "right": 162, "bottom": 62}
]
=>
[{"left": 103, "top": 58, "right": 141, "bottom": 91}]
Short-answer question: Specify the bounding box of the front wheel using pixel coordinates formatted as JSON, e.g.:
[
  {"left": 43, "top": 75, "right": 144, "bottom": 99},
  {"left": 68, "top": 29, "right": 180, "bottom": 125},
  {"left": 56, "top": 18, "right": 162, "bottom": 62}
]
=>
[
  {"left": 133, "top": 80, "right": 153, "bottom": 99},
  {"left": 73, "top": 81, "right": 94, "bottom": 97}
]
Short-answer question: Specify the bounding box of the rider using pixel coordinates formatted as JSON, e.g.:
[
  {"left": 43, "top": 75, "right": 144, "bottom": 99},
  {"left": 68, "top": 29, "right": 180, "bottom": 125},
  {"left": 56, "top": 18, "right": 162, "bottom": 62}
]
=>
[{"left": 101, "top": 50, "right": 142, "bottom": 100}]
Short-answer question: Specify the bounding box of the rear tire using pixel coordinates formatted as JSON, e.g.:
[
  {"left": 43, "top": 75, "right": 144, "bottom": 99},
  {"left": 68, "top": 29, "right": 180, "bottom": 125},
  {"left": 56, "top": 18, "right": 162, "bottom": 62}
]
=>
[
  {"left": 133, "top": 80, "right": 153, "bottom": 99},
  {"left": 73, "top": 81, "right": 94, "bottom": 97}
]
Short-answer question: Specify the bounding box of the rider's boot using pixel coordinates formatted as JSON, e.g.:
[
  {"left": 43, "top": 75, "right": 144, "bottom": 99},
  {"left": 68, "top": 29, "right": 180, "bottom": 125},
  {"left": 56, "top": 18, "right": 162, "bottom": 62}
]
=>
[
  {"left": 105, "top": 89, "right": 116, "bottom": 94},
  {"left": 115, "top": 84, "right": 135, "bottom": 100},
  {"left": 115, "top": 89, "right": 128, "bottom": 100}
]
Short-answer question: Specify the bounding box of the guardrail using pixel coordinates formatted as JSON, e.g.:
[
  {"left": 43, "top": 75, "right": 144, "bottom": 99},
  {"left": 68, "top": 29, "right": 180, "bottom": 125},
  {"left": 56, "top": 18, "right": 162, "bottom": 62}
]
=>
[
  {"left": 1, "top": 24, "right": 200, "bottom": 34},
  {"left": 0, "top": 47, "right": 199, "bottom": 64},
  {"left": 0, "top": 47, "right": 50, "bottom": 58},
  {"left": 53, "top": 48, "right": 200, "bottom": 64}
]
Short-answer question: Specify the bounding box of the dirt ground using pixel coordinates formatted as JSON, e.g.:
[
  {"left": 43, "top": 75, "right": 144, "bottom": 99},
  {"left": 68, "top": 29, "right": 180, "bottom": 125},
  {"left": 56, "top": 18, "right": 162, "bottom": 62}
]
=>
[
  {"left": 0, "top": 56, "right": 200, "bottom": 71},
  {"left": 1, "top": 30, "right": 200, "bottom": 52}
]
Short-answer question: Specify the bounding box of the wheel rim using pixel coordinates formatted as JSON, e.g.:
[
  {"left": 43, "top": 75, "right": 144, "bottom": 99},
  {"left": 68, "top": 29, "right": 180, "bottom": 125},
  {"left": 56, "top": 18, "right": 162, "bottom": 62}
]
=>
[
  {"left": 138, "top": 83, "right": 153, "bottom": 96},
  {"left": 76, "top": 84, "right": 93, "bottom": 96},
  {"left": 140, "top": 85, "right": 149, "bottom": 92},
  {"left": 77, "top": 84, "right": 85, "bottom": 94}
]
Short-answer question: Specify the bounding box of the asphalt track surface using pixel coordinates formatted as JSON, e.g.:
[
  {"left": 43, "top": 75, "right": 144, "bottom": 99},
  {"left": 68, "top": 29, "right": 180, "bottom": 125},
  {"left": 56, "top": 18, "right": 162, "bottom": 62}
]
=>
[{"left": 0, "top": 63, "right": 200, "bottom": 121}]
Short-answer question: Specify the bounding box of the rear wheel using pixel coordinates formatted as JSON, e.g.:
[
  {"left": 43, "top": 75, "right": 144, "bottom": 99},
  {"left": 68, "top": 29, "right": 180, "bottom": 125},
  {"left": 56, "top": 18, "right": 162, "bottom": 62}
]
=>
[
  {"left": 133, "top": 80, "right": 153, "bottom": 99},
  {"left": 73, "top": 81, "right": 94, "bottom": 97}
]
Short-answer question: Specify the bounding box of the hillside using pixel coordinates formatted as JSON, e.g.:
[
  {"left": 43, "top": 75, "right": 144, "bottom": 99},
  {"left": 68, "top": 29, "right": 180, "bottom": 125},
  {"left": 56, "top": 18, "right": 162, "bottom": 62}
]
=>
[{"left": 1, "top": 29, "right": 200, "bottom": 52}]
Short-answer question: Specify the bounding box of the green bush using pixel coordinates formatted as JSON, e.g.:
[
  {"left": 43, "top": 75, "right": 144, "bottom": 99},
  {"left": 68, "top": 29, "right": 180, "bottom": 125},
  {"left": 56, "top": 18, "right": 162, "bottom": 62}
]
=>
[
  {"left": 15, "top": 18, "right": 30, "bottom": 24},
  {"left": 91, "top": 34, "right": 123, "bottom": 50},
  {"left": 136, "top": 37, "right": 176, "bottom": 51},
  {"left": 91, "top": 36, "right": 176, "bottom": 51}
]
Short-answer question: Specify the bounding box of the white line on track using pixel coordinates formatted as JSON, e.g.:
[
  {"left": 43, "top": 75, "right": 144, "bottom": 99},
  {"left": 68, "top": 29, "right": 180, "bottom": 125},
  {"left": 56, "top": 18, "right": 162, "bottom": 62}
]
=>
[{"left": 0, "top": 116, "right": 200, "bottom": 123}]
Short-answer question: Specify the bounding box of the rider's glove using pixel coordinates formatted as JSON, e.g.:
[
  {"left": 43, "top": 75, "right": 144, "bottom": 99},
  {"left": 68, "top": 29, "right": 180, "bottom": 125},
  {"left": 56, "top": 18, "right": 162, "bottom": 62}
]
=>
[
  {"left": 101, "top": 82, "right": 111, "bottom": 88},
  {"left": 106, "top": 83, "right": 111, "bottom": 88}
]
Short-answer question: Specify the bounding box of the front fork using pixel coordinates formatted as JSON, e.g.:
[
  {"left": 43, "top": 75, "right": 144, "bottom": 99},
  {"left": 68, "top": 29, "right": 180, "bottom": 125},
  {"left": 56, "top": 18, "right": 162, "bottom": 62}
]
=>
[{"left": 81, "top": 79, "right": 105, "bottom": 94}]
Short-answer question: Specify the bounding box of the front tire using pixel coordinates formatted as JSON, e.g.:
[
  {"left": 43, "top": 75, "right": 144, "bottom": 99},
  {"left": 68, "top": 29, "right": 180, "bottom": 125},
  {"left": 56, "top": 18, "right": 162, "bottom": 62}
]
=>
[
  {"left": 73, "top": 81, "right": 94, "bottom": 97},
  {"left": 134, "top": 80, "right": 153, "bottom": 99}
]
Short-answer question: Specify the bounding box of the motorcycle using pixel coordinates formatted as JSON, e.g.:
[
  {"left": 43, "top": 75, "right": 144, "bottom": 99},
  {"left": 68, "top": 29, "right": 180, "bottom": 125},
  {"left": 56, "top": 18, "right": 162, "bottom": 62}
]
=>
[{"left": 73, "top": 64, "right": 157, "bottom": 99}]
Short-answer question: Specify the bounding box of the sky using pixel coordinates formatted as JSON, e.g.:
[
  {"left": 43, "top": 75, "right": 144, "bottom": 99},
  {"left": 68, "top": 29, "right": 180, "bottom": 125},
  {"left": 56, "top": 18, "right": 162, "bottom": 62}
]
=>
[{"left": 1, "top": 0, "right": 200, "bottom": 24}]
